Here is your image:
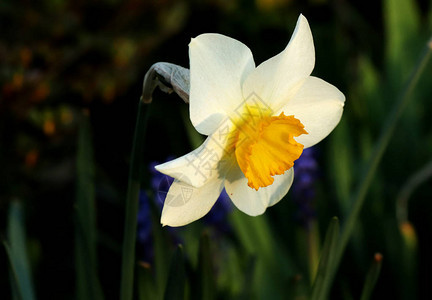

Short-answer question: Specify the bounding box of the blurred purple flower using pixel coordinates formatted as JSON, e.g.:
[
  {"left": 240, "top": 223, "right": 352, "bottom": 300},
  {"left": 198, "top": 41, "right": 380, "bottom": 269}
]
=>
[
  {"left": 148, "top": 159, "right": 174, "bottom": 208},
  {"left": 136, "top": 191, "right": 154, "bottom": 262},
  {"left": 203, "top": 189, "right": 232, "bottom": 233},
  {"left": 137, "top": 156, "right": 233, "bottom": 262},
  {"left": 292, "top": 147, "right": 319, "bottom": 229},
  {"left": 149, "top": 157, "right": 233, "bottom": 230}
]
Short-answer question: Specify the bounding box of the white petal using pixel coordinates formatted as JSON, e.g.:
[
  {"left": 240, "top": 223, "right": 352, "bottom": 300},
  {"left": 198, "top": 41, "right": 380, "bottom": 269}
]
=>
[
  {"left": 224, "top": 163, "right": 294, "bottom": 216},
  {"left": 161, "top": 177, "right": 224, "bottom": 227},
  {"left": 280, "top": 76, "right": 345, "bottom": 148},
  {"left": 189, "top": 33, "right": 256, "bottom": 135},
  {"left": 242, "top": 14, "right": 315, "bottom": 113},
  {"left": 155, "top": 119, "right": 236, "bottom": 188}
]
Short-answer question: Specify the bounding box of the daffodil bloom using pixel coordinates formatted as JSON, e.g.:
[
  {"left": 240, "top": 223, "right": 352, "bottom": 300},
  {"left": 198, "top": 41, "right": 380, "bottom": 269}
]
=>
[{"left": 156, "top": 14, "right": 345, "bottom": 226}]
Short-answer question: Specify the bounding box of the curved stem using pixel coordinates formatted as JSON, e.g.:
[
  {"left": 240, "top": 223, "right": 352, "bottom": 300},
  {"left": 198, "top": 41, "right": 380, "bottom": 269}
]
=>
[
  {"left": 396, "top": 160, "right": 432, "bottom": 224},
  {"left": 140, "top": 62, "right": 190, "bottom": 104},
  {"left": 119, "top": 62, "right": 189, "bottom": 300}
]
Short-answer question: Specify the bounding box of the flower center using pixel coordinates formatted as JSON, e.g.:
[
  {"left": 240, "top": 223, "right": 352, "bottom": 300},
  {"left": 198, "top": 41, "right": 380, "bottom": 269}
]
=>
[{"left": 234, "top": 112, "right": 307, "bottom": 190}]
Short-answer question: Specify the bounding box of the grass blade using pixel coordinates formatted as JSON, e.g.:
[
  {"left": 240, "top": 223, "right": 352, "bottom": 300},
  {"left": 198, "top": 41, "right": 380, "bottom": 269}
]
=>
[
  {"left": 149, "top": 199, "right": 171, "bottom": 297},
  {"left": 75, "top": 112, "right": 104, "bottom": 300},
  {"left": 322, "top": 34, "right": 432, "bottom": 298},
  {"left": 238, "top": 255, "right": 256, "bottom": 300},
  {"left": 163, "top": 245, "right": 186, "bottom": 300},
  {"left": 360, "top": 253, "right": 383, "bottom": 300},
  {"left": 229, "top": 210, "right": 296, "bottom": 298},
  {"left": 4, "top": 201, "right": 36, "bottom": 300},
  {"left": 384, "top": 0, "right": 421, "bottom": 85},
  {"left": 197, "top": 232, "right": 215, "bottom": 300},
  {"left": 137, "top": 263, "right": 158, "bottom": 300},
  {"left": 310, "top": 217, "right": 339, "bottom": 300}
]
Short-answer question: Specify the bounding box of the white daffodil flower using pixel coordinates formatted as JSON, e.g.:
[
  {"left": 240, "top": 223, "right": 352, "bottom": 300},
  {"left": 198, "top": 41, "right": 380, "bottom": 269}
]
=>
[{"left": 155, "top": 14, "right": 345, "bottom": 226}]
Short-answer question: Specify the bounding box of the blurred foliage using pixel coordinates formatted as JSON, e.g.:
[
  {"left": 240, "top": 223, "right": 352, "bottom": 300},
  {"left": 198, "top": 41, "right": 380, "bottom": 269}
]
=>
[{"left": 1, "top": 0, "right": 432, "bottom": 299}]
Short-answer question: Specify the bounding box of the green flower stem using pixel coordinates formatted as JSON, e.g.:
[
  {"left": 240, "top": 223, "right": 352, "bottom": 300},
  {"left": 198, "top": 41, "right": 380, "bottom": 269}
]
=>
[
  {"left": 120, "top": 101, "right": 150, "bottom": 300},
  {"left": 328, "top": 35, "right": 432, "bottom": 296}
]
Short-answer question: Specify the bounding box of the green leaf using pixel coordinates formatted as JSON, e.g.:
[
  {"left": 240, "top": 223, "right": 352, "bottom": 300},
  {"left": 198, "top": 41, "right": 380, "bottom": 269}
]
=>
[
  {"left": 229, "top": 211, "right": 297, "bottom": 299},
  {"left": 325, "top": 33, "right": 432, "bottom": 298},
  {"left": 197, "top": 232, "right": 215, "bottom": 300},
  {"left": 150, "top": 199, "right": 172, "bottom": 298},
  {"left": 384, "top": 0, "right": 421, "bottom": 85},
  {"left": 163, "top": 245, "right": 186, "bottom": 300},
  {"left": 354, "top": 55, "right": 383, "bottom": 127},
  {"left": 327, "top": 120, "right": 353, "bottom": 214},
  {"left": 238, "top": 255, "right": 256, "bottom": 300},
  {"left": 137, "top": 264, "right": 158, "bottom": 300},
  {"left": 229, "top": 210, "right": 280, "bottom": 263},
  {"left": 307, "top": 221, "right": 321, "bottom": 283},
  {"left": 360, "top": 253, "right": 383, "bottom": 300},
  {"left": 75, "top": 112, "right": 104, "bottom": 300},
  {"left": 429, "top": 1, "right": 432, "bottom": 29},
  {"left": 4, "top": 201, "right": 36, "bottom": 300},
  {"left": 310, "top": 217, "right": 339, "bottom": 300},
  {"left": 383, "top": 0, "right": 425, "bottom": 154}
]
